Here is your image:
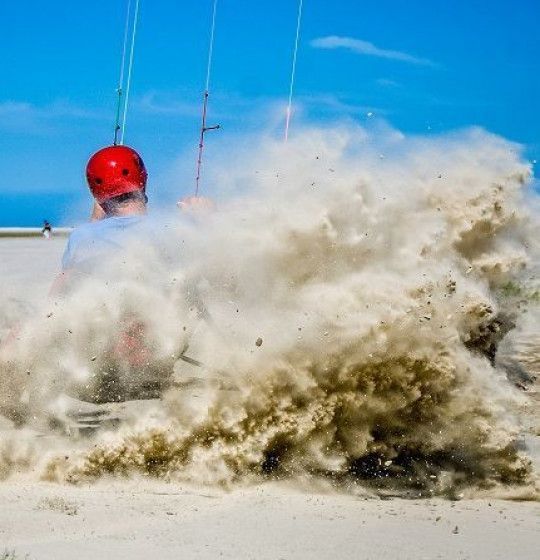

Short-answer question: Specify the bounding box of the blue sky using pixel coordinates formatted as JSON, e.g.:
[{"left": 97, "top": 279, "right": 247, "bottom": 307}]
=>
[{"left": 0, "top": 0, "right": 538, "bottom": 225}]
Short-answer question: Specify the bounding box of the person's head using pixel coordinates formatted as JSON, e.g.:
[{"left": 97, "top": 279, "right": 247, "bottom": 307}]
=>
[{"left": 86, "top": 145, "right": 148, "bottom": 217}]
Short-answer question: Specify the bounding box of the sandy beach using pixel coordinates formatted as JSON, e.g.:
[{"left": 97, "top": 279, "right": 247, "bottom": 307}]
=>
[
  {"left": 1, "top": 480, "right": 539, "bottom": 560},
  {"left": 2, "top": 0, "right": 539, "bottom": 555}
]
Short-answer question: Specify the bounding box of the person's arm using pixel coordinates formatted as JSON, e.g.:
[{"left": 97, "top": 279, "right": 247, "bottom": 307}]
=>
[
  {"left": 177, "top": 196, "right": 215, "bottom": 214},
  {"left": 90, "top": 201, "right": 106, "bottom": 222}
]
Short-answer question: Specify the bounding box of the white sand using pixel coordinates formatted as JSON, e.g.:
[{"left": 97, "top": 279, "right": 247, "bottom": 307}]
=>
[
  {"left": 1, "top": 239, "right": 539, "bottom": 560},
  {"left": 0, "top": 238, "right": 64, "bottom": 304},
  {"left": 1, "top": 480, "right": 539, "bottom": 560}
]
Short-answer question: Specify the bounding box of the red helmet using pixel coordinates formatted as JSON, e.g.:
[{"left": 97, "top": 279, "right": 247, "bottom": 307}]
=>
[{"left": 86, "top": 145, "right": 147, "bottom": 203}]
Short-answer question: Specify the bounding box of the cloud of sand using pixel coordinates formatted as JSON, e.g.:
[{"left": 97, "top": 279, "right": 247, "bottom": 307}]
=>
[{"left": 1, "top": 123, "right": 538, "bottom": 494}]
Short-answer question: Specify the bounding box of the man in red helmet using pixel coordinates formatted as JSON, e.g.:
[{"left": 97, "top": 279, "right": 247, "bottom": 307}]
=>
[
  {"left": 59, "top": 145, "right": 149, "bottom": 277},
  {"left": 51, "top": 145, "right": 155, "bottom": 399}
]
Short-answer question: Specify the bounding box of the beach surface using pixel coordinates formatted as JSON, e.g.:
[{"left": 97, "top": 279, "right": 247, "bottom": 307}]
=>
[{"left": 1, "top": 480, "right": 539, "bottom": 560}]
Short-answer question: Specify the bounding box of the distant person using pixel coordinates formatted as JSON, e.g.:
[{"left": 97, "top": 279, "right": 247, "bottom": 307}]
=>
[{"left": 41, "top": 219, "right": 52, "bottom": 239}]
